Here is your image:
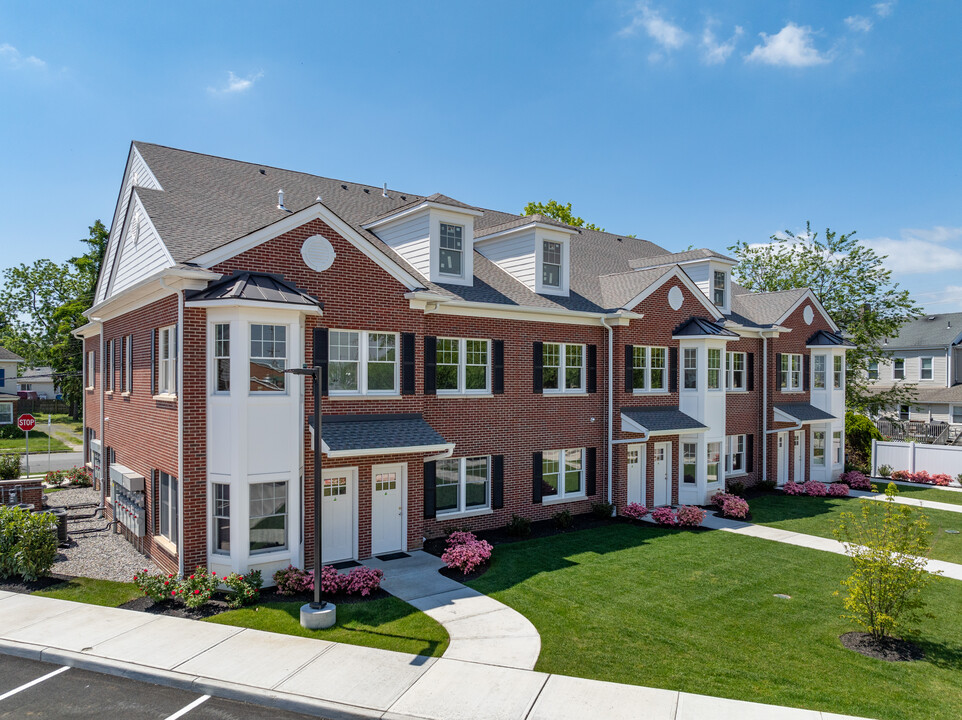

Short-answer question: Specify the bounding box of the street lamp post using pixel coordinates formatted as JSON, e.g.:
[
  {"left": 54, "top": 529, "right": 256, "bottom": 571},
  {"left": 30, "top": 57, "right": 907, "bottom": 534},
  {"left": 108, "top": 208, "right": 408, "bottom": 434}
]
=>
[{"left": 286, "top": 364, "right": 336, "bottom": 629}]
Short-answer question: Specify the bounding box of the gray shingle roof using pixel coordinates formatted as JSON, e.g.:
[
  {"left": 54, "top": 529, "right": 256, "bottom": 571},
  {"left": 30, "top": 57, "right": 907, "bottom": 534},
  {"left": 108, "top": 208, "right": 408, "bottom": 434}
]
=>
[
  {"left": 729, "top": 287, "right": 808, "bottom": 327},
  {"left": 673, "top": 317, "right": 739, "bottom": 338},
  {"left": 474, "top": 213, "right": 575, "bottom": 239},
  {"left": 621, "top": 406, "right": 707, "bottom": 433},
  {"left": 881, "top": 312, "right": 962, "bottom": 349},
  {"left": 774, "top": 403, "right": 836, "bottom": 422},
  {"left": 186, "top": 271, "right": 321, "bottom": 307},
  {"left": 596, "top": 267, "right": 675, "bottom": 311},
  {"left": 869, "top": 384, "right": 962, "bottom": 403},
  {"left": 629, "top": 248, "right": 736, "bottom": 270},
  {"left": 0, "top": 347, "right": 24, "bottom": 362},
  {"left": 308, "top": 413, "right": 450, "bottom": 454}
]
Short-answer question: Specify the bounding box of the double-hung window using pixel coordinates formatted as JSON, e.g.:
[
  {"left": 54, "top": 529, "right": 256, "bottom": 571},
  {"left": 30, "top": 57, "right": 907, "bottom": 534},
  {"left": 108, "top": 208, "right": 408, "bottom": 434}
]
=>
[
  {"left": 105, "top": 339, "right": 114, "bottom": 392},
  {"left": 214, "top": 323, "right": 230, "bottom": 393},
  {"left": 437, "top": 338, "right": 490, "bottom": 394},
  {"left": 683, "top": 348, "right": 698, "bottom": 390},
  {"left": 952, "top": 405, "right": 962, "bottom": 424},
  {"left": 543, "top": 342, "right": 584, "bottom": 392},
  {"left": 867, "top": 360, "right": 879, "bottom": 380},
  {"left": 707, "top": 349, "right": 722, "bottom": 390},
  {"left": 249, "top": 324, "right": 286, "bottom": 392},
  {"left": 713, "top": 271, "right": 726, "bottom": 306},
  {"left": 893, "top": 358, "right": 905, "bottom": 380},
  {"left": 813, "top": 354, "right": 827, "bottom": 389},
  {"left": 329, "top": 330, "right": 398, "bottom": 394},
  {"left": 439, "top": 223, "right": 463, "bottom": 277},
  {"left": 212, "top": 483, "right": 230, "bottom": 553},
  {"left": 780, "top": 353, "right": 802, "bottom": 391},
  {"left": 833, "top": 356, "right": 844, "bottom": 389},
  {"left": 86, "top": 350, "right": 95, "bottom": 389},
  {"left": 249, "top": 481, "right": 287, "bottom": 553},
  {"left": 157, "top": 325, "right": 177, "bottom": 395},
  {"left": 682, "top": 442, "right": 698, "bottom": 484},
  {"left": 541, "top": 448, "right": 584, "bottom": 499},
  {"left": 920, "top": 357, "right": 933, "bottom": 381},
  {"left": 542, "top": 241, "right": 562, "bottom": 288},
  {"left": 726, "top": 352, "right": 746, "bottom": 390},
  {"left": 726, "top": 435, "right": 746, "bottom": 474},
  {"left": 435, "top": 456, "right": 490, "bottom": 514},
  {"left": 632, "top": 346, "right": 667, "bottom": 391},
  {"left": 707, "top": 442, "right": 721, "bottom": 484},
  {"left": 812, "top": 431, "right": 826, "bottom": 466},
  {"left": 157, "top": 471, "right": 179, "bottom": 546},
  {"left": 123, "top": 335, "right": 132, "bottom": 392},
  {"left": 833, "top": 431, "right": 843, "bottom": 465},
  {"left": 899, "top": 404, "right": 910, "bottom": 421},
  {"left": 0, "top": 402, "right": 12, "bottom": 425}
]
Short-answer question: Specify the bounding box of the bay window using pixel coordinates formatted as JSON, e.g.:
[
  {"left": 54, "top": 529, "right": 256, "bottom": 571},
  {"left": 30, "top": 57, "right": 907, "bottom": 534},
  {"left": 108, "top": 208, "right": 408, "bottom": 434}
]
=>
[
  {"left": 813, "top": 431, "right": 826, "bottom": 466},
  {"left": 542, "top": 448, "right": 584, "bottom": 499},
  {"left": 682, "top": 442, "right": 697, "bottom": 484},
  {"left": 214, "top": 323, "right": 230, "bottom": 393},
  {"left": 435, "top": 456, "right": 490, "bottom": 514},
  {"left": 212, "top": 483, "right": 230, "bottom": 553},
  {"left": 249, "top": 481, "right": 287, "bottom": 553},
  {"left": 249, "top": 324, "right": 286, "bottom": 392},
  {"left": 437, "top": 338, "right": 490, "bottom": 394},
  {"left": 708, "top": 349, "right": 722, "bottom": 390},
  {"left": 543, "top": 342, "right": 584, "bottom": 392},
  {"left": 833, "top": 431, "right": 843, "bottom": 465},
  {"left": 813, "top": 354, "right": 827, "bottom": 389},
  {"left": 683, "top": 348, "right": 697, "bottom": 389},
  {"left": 834, "top": 355, "right": 844, "bottom": 389},
  {"left": 329, "top": 330, "right": 398, "bottom": 394},
  {"left": 632, "top": 346, "right": 667, "bottom": 391},
  {"left": 707, "top": 442, "right": 721, "bottom": 484}
]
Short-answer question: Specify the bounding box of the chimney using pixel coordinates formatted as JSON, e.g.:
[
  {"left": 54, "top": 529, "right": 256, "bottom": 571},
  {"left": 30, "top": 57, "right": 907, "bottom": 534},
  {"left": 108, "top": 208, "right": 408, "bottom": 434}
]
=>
[{"left": 277, "top": 189, "right": 286, "bottom": 210}]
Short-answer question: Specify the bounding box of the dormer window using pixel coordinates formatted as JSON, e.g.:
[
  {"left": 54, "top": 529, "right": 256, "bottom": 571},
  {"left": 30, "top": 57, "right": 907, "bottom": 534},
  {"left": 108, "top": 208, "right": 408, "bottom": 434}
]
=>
[
  {"left": 542, "top": 241, "right": 562, "bottom": 288},
  {"left": 439, "top": 223, "right": 463, "bottom": 277},
  {"left": 713, "top": 271, "right": 726, "bottom": 307}
]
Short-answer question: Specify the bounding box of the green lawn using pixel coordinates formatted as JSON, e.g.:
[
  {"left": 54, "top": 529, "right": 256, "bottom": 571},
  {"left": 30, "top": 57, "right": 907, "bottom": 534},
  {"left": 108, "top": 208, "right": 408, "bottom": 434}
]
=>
[
  {"left": 750, "top": 494, "right": 962, "bottom": 565},
  {"left": 0, "top": 430, "right": 72, "bottom": 453},
  {"left": 46, "top": 413, "right": 84, "bottom": 433},
  {"left": 466, "top": 524, "right": 962, "bottom": 720},
  {"left": 32, "top": 577, "right": 141, "bottom": 607},
  {"left": 881, "top": 484, "right": 962, "bottom": 507},
  {"left": 206, "top": 598, "right": 449, "bottom": 657}
]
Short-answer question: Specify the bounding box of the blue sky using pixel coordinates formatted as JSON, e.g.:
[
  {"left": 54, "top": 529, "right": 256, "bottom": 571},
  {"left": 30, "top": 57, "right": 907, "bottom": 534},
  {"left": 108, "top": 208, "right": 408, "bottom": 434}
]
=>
[{"left": 1, "top": 1, "right": 960, "bottom": 310}]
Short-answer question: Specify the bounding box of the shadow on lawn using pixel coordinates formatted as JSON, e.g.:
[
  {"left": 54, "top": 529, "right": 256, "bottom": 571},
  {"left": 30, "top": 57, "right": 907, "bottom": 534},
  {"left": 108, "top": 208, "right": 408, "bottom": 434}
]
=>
[
  {"left": 748, "top": 494, "right": 857, "bottom": 525},
  {"left": 914, "top": 635, "right": 962, "bottom": 671}
]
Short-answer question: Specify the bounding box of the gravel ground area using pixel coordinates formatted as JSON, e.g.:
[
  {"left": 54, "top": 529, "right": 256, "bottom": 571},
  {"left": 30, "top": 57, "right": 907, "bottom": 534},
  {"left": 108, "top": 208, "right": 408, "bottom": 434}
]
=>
[{"left": 44, "top": 487, "right": 153, "bottom": 582}]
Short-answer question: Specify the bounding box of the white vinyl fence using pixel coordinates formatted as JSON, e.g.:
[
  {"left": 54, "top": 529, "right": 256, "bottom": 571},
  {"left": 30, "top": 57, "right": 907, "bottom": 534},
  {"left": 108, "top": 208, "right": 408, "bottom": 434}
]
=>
[{"left": 872, "top": 439, "right": 962, "bottom": 478}]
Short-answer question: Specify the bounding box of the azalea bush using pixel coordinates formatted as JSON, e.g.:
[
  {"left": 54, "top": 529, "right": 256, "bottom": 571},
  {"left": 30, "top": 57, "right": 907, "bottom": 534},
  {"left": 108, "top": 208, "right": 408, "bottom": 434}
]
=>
[
  {"left": 891, "top": 470, "right": 912, "bottom": 481},
  {"left": 223, "top": 569, "right": 262, "bottom": 609},
  {"left": 783, "top": 481, "right": 804, "bottom": 496},
  {"left": 343, "top": 566, "right": 383, "bottom": 596},
  {"left": 319, "top": 565, "right": 345, "bottom": 594},
  {"left": 621, "top": 502, "right": 648, "bottom": 521},
  {"left": 930, "top": 473, "right": 952, "bottom": 486},
  {"left": 890, "top": 470, "right": 954, "bottom": 486},
  {"left": 714, "top": 493, "right": 750, "bottom": 519},
  {"left": 179, "top": 567, "right": 219, "bottom": 609},
  {"left": 828, "top": 483, "right": 851, "bottom": 497},
  {"left": 803, "top": 481, "right": 828, "bottom": 497},
  {"left": 676, "top": 505, "right": 706, "bottom": 527},
  {"left": 273, "top": 565, "right": 314, "bottom": 595},
  {"left": 650, "top": 506, "right": 679, "bottom": 526},
  {"left": 840, "top": 470, "right": 872, "bottom": 490},
  {"left": 442, "top": 530, "right": 493, "bottom": 574}
]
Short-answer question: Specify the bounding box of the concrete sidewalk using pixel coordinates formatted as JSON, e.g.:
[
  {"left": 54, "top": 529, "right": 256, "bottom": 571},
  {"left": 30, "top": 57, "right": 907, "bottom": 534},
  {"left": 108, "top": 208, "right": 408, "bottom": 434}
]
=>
[
  {"left": 0, "top": 591, "right": 873, "bottom": 720},
  {"left": 850, "top": 488, "right": 962, "bottom": 514}
]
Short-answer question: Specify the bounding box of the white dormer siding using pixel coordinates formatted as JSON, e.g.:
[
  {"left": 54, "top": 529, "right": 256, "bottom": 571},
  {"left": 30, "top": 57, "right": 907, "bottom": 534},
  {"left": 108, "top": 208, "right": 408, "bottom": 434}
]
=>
[
  {"left": 475, "top": 224, "right": 573, "bottom": 297},
  {"left": 682, "top": 260, "right": 732, "bottom": 315}
]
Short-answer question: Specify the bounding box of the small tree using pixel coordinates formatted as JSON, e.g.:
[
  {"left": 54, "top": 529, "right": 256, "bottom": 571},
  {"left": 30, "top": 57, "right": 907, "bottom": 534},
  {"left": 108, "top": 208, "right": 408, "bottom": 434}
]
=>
[
  {"left": 845, "top": 411, "right": 883, "bottom": 471},
  {"left": 833, "top": 483, "right": 937, "bottom": 640}
]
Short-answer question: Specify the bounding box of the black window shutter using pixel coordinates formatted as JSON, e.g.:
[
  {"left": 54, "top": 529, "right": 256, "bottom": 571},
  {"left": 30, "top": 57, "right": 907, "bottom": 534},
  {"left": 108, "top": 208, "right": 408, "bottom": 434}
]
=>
[
  {"left": 669, "top": 347, "right": 678, "bottom": 392},
  {"left": 492, "top": 340, "right": 505, "bottom": 394},
  {"left": 532, "top": 341, "right": 543, "bottom": 394},
  {"left": 401, "top": 332, "right": 416, "bottom": 395},
  {"left": 423, "top": 461, "right": 437, "bottom": 520},
  {"left": 803, "top": 354, "right": 811, "bottom": 391},
  {"left": 313, "top": 328, "right": 329, "bottom": 396},
  {"left": 152, "top": 470, "right": 159, "bottom": 534},
  {"left": 775, "top": 353, "right": 783, "bottom": 389},
  {"left": 586, "top": 344, "right": 597, "bottom": 393},
  {"left": 492, "top": 455, "right": 504, "bottom": 509},
  {"left": 532, "top": 451, "right": 543, "bottom": 503},
  {"left": 625, "top": 345, "right": 634, "bottom": 392},
  {"left": 586, "top": 447, "right": 597, "bottom": 496},
  {"left": 747, "top": 352, "right": 755, "bottom": 391},
  {"left": 149, "top": 329, "right": 156, "bottom": 395},
  {"left": 424, "top": 336, "right": 437, "bottom": 395},
  {"left": 746, "top": 434, "right": 755, "bottom": 473}
]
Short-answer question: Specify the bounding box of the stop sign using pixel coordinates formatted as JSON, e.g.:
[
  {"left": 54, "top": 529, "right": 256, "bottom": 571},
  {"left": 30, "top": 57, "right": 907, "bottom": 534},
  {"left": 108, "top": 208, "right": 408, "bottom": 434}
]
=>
[{"left": 17, "top": 414, "right": 36, "bottom": 432}]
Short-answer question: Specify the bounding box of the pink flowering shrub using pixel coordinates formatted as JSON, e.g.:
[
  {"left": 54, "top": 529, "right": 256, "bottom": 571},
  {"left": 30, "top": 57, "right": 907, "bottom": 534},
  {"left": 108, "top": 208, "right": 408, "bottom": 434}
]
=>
[
  {"left": 803, "top": 481, "right": 828, "bottom": 497},
  {"left": 622, "top": 503, "right": 649, "bottom": 521},
  {"left": 273, "top": 565, "right": 314, "bottom": 595},
  {"left": 319, "top": 565, "right": 346, "bottom": 594},
  {"left": 650, "top": 506, "right": 679, "bottom": 526},
  {"left": 828, "top": 483, "right": 850, "bottom": 497},
  {"left": 442, "top": 531, "right": 493, "bottom": 574},
  {"left": 840, "top": 471, "right": 871, "bottom": 490},
  {"left": 720, "top": 495, "right": 750, "bottom": 519},
  {"left": 709, "top": 491, "right": 727, "bottom": 507},
  {"left": 891, "top": 470, "right": 912, "bottom": 481},
  {"left": 676, "top": 505, "right": 706, "bottom": 527},
  {"left": 912, "top": 470, "right": 932, "bottom": 484},
  {"left": 343, "top": 567, "right": 384, "bottom": 596},
  {"left": 931, "top": 473, "right": 953, "bottom": 486},
  {"left": 783, "top": 481, "right": 804, "bottom": 496}
]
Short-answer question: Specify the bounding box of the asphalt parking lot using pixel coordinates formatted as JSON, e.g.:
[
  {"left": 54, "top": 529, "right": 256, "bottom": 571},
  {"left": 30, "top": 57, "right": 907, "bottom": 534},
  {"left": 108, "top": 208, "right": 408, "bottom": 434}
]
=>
[{"left": 0, "top": 654, "right": 324, "bottom": 719}]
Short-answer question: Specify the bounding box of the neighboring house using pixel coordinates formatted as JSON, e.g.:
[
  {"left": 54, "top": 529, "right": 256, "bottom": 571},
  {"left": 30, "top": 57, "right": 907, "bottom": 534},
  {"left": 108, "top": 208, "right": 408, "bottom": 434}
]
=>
[
  {"left": 867, "top": 312, "right": 962, "bottom": 426},
  {"left": 17, "top": 366, "right": 58, "bottom": 399},
  {"left": 0, "top": 347, "right": 23, "bottom": 425},
  {"left": 75, "top": 142, "right": 850, "bottom": 578}
]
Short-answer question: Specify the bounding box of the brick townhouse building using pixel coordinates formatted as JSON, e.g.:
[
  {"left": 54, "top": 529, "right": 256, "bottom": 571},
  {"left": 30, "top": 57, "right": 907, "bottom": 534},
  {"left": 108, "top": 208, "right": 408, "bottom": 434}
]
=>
[{"left": 75, "top": 142, "right": 850, "bottom": 579}]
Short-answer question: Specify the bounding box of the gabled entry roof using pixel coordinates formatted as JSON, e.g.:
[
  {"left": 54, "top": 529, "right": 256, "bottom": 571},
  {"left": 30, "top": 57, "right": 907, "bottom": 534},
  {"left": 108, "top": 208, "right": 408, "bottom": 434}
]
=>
[
  {"left": 621, "top": 406, "right": 708, "bottom": 436},
  {"left": 773, "top": 403, "right": 837, "bottom": 424},
  {"left": 308, "top": 413, "right": 454, "bottom": 458}
]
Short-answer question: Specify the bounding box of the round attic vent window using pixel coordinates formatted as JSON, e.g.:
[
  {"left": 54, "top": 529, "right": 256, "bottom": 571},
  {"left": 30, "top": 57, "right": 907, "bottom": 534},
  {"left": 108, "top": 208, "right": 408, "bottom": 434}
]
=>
[
  {"left": 301, "top": 235, "right": 336, "bottom": 272},
  {"left": 668, "top": 286, "right": 684, "bottom": 311},
  {"left": 803, "top": 305, "right": 814, "bottom": 325}
]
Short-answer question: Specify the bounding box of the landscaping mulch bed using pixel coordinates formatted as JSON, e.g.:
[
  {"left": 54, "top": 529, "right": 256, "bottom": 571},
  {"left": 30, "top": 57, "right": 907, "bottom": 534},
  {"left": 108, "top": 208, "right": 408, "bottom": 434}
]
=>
[
  {"left": 439, "top": 563, "right": 489, "bottom": 583},
  {"left": 840, "top": 632, "right": 925, "bottom": 662},
  {"left": 0, "top": 572, "right": 72, "bottom": 595}
]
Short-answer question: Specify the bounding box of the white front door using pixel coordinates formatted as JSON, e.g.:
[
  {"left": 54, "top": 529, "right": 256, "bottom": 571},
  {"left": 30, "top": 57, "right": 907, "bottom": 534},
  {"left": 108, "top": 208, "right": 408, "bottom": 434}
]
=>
[
  {"left": 777, "top": 432, "right": 789, "bottom": 486},
  {"left": 322, "top": 468, "right": 356, "bottom": 563},
  {"left": 626, "top": 444, "right": 646, "bottom": 506},
  {"left": 371, "top": 463, "right": 405, "bottom": 556},
  {"left": 653, "top": 442, "right": 671, "bottom": 506},
  {"left": 793, "top": 432, "right": 805, "bottom": 484}
]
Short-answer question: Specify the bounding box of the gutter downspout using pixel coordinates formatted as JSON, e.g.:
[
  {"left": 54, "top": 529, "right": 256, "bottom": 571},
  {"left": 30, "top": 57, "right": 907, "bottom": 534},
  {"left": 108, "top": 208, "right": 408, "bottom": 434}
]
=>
[
  {"left": 98, "top": 321, "right": 105, "bottom": 514},
  {"left": 762, "top": 332, "right": 768, "bottom": 485},
  {"left": 600, "top": 317, "right": 614, "bottom": 508},
  {"left": 177, "top": 290, "right": 185, "bottom": 577}
]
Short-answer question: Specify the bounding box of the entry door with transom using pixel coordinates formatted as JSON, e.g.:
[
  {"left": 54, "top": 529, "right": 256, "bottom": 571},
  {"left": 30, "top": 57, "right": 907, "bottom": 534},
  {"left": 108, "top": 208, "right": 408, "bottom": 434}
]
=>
[
  {"left": 322, "top": 468, "right": 356, "bottom": 563},
  {"left": 777, "top": 432, "right": 789, "bottom": 486},
  {"left": 626, "top": 443, "right": 646, "bottom": 506},
  {"left": 653, "top": 442, "right": 671, "bottom": 506},
  {"left": 371, "top": 463, "right": 405, "bottom": 555},
  {"left": 793, "top": 432, "right": 805, "bottom": 484}
]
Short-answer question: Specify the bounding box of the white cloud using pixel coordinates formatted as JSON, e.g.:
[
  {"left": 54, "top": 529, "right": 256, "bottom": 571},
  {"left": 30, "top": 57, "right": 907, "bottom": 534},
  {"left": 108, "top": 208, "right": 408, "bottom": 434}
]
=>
[
  {"left": 844, "top": 15, "right": 874, "bottom": 32},
  {"left": 0, "top": 43, "right": 46, "bottom": 70},
  {"left": 745, "top": 23, "right": 830, "bottom": 67},
  {"left": 209, "top": 70, "right": 264, "bottom": 95},
  {"left": 874, "top": 1, "right": 896, "bottom": 18},
  {"left": 863, "top": 227, "right": 962, "bottom": 274},
  {"left": 701, "top": 24, "right": 744, "bottom": 65},
  {"left": 619, "top": 3, "right": 688, "bottom": 51},
  {"left": 902, "top": 226, "right": 962, "bottom": 244}
]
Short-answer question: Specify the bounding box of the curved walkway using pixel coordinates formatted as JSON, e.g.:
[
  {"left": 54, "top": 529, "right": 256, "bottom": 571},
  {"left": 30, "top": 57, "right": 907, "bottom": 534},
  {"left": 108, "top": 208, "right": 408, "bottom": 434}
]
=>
[{"left": 361, "top": 550, "right": 541, "bottom": 669}]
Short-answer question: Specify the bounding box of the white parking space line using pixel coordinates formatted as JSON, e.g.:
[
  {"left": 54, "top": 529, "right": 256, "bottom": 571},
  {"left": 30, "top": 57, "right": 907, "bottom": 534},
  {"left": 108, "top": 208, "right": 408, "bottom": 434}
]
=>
[
  {"left": 164, "top": 694, "right": 210, "bottom": 720},
  {"left": 0, "top": 665, "right": 70, "bottom": 702}
]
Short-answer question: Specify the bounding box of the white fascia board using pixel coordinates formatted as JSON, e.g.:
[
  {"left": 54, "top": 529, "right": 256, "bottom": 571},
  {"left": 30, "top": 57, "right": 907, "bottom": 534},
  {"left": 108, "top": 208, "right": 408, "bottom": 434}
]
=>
[
  {"left": 363, "top": 201, "right": 483, "bottom": 230},
  {"left": 325, "top": 443, "right": 456, "bottom": 459},
  {"left": 621, "top": 267, "right": 724, "bottom": 320},
  {"left": 775, "top": 289, "right": 840, "bottom": 333},
  {"left": 407, "top": 291, "right": 641, "bottom": 326},
  {"left": 190, "top": 202, "right": 425, "bottom": 292},
  {"left": 105, "top": 191, "right": 176, "bottom": 299},
  {"left": 85, "top": 266, "right": 220, "bottom": 323},
  {"left": 721, "top": 322, "right": 780, "bottom": 338},
  {"left": 474, "top": 222, "right": 577, "bottom": 244},
  {"left": 773, "top": 407, "right": 833, "bottom": 425},
  {"left": 648, "top": 426, "right": 708, "bottom": 436},
  {"left": 185, "top": 298, "right": 323, "bottom": 315},
  {"left": 72, "top": 322, "right": 100, "bottom": 339},
  {"left": 633, "top": 256, "right": 738, "bottom": 272},
  {"left": 671, "top": 333, "right": 737, "bottom": 342},
  {"left": 94, "top": 146, "right": 137, "bottom": 306}
]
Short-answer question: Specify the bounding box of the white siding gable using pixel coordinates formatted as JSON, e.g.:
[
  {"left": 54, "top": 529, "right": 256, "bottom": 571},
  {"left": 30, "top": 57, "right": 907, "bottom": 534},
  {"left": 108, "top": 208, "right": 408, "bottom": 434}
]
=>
[
  {"left": 476, "top": 230, "right": 537, "bottom": 289},
  {"left": 109, "top": 193, "right": 174, "bottom": 296},
  {"left": 683, "top": 261, "right": 730, "bottom": 314},
  {"left": 374, "top": 212, "right": 431, "bottom": 280}
]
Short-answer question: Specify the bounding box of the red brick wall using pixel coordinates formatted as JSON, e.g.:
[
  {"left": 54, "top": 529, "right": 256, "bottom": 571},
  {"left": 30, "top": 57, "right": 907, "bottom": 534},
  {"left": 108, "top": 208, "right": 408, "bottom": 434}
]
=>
[{"left": 725, "top": 335, "right": 763, "bottom": 487}]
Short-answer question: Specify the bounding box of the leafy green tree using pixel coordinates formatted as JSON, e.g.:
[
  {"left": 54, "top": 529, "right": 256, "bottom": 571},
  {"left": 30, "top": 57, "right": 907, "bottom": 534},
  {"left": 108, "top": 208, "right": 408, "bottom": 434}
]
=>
[
  {"left": 845, "top": 411, "right": 883, "bottom": 472},
  {"left": 729, "top": 222, "right": 921, "bottom": 415},
  {"left": 522, "top": 200, "right": 604, "bottom": 232},
  {"left": 833, "top": 484, "right": 937, "bottom": 640}
]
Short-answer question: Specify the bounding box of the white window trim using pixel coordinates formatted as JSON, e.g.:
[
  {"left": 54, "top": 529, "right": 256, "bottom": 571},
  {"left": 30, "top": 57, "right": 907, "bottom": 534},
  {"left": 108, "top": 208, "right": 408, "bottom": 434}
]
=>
[
  {"left": 534, "top": 231, "right": 570, "bottom": 296},
  {"left": 158, "top": 325, "right": 177, "bottom": 396},
  {"left": 726, "top": 351, "right": 747, "bottom": 391},
  {"left": 867, "top": 360, "right": 879, "bottom": 381},
  {"left": 543, "top": 342, "right": 585, "bottom": 394},
  {"left": 541, "top": 447, "right": 586, "bottom": 503},
  {"left": 712, "top": 270, "right": 727, "bottom": 308},
  {"left": 249, "top": 323, "right": 289, "bottom": 395},
  {"left": 436, "top": 338, "right": 491, "bottom": 395},
  {"left": 707, "top": 348, "right": 723, "bottom": 391},
  {"left": 123, "top": 335, "right": 132, "bottom": 393},
  {"left": 438, "top": 221, "right": 465, "bottom": 280},
  {"left": 780, "top": 353, "right": 803, "bottom": 392},
  {"left": 632, "top": 345, "right": 669, "bottom": 393},
  {"left": 951, "top": 404, "right": 962, "bottom": 425},
  {"left": 812, "top": 430, "right": 827, "bottom": 467},
  {"left": 0, "top": 402, "right": 12, "bottom": 425},
  {"left": 725, "top": 434, "right": 746, "bottom": 476},
  {"left": 813, "top": 353, "right": 828, "bottom": 390},
  {"left": 435, "top": 456, "right": 492, "bottom": 517},
  {"left": 329, "top": 329, "right": 400, "bottom": 396},
  {"left": 832, "top": 430, "right": 843, "bottom": 467},
  {"left": 682, "top": 347, "right": 698, "bottom": 391},
  {"left": 157, "top": 470, "right": 179, "bottom": 547},
  {"left": 707, "top": 441, "right": 722, "bottom": 484},
  {"left": 920, "top": 356, "right": 934, "bottom": 381},
  {"left": 86, "top": 350, "right": 95, "bottom": 390},
  {"left": 893, "top": 358, "right": 905, "bottom": 380},
  {"left": 211, "top": 481, "right": 230, "bottom": 555},
  {"left": 833, "top": 355, "right": 845, "bottom": 390},
  {"left": 211, "top": 322, "right": 230, "bottom": 396},
  {"left": 104, "top": 339, "right": 114, "bottom": 392},
  {"left": 681, "top": 441, "right": 698, "bottom": 485},
  {"left": 249, "top": 480, "right": 289, "bottom": 555}
]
